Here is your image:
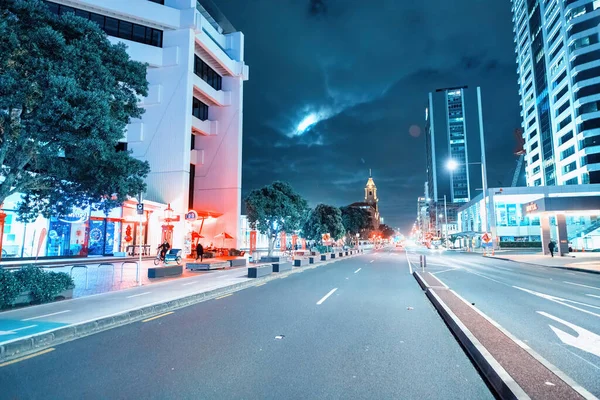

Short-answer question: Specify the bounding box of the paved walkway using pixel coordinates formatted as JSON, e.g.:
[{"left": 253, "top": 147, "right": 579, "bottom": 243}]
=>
[{"left": 490, "top": 252, "right": 600, "bottom": 272}]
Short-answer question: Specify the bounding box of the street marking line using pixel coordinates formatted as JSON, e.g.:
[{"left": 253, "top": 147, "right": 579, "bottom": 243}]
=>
[
  {"left": 215, "top": 294, "right": 233, "bottom": 300},
  {"left": 317, "top": 288, "right": 338, "bottom": 305},
  {"left": 564, "top": 281, "right": 600, "bottom": 291},
  {"left": 586, "top": 294, "right": 600, "bottom": 299},
  {"left": 182, "top": 281, "right": 200, "bottom": 286},
  {"left": 431, "top": 268, "right": 459, "bottom": 275},
  {"left": 256, "top": 283, "right": 267, "bottom": 287},
  {"left": 22, "top": 310, "right": 71, "bottom": 321},
  {"left": 142, "top": 312, "right": 174, "bottom": 323},
  {"left": 354, "top": 268, "right": 361, "bottom": 274},
  {"left": 514, "top": 286, "right": 600, "bottom": 318},
  {"left": 0, "top": 348, "right": 55, "bottom": 368},
  {"left": 494, "top": 266, "right": 512, "bottom": 272},
  {"left": 126, "top": 291, "right": 152, "bottom": 299},
  {"left": 405, "top": 253, "right": 413, "bottom": 274},
  {"left": 13, "top": 325, "right": 37, "bottom": 332}
]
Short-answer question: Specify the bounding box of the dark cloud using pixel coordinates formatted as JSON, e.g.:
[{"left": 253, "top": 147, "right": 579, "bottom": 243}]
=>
[{"left": 217, "top": 0, "right": 520, "bottom": 232}]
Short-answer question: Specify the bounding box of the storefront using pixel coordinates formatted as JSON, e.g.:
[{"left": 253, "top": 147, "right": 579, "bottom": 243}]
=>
[{"left": 1, "top": 193, "right": 166, "bottom": 260}]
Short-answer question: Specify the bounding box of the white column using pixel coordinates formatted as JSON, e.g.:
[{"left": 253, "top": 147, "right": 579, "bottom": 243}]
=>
[
  {"left": 540, "top": 214, "right": 551, "bottom": 255},
  {"left": 555, "top": 213, "right": 569, "bottom": 256}
]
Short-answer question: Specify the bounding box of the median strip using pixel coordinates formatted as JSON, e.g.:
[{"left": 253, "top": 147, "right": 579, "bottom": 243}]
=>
[
  {"left": 0, "top": 348, "right": 55, "bottom": 368},
  {"left": 142, "top": 312, "right": 174, "bottom": 323}
]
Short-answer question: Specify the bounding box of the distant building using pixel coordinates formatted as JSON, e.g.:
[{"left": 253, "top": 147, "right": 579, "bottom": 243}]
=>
[
  {"left": 348, "top": 174, "right": 381, "bottom": 235},
  {"left": 425, "top": 94, "right": 438, "bottom": 203},
  {"left": 445, "top": 88, "right": 471, "bottom": 202},
  {"left": 512, "top": 0, "right": 600, "bottom": 186}
]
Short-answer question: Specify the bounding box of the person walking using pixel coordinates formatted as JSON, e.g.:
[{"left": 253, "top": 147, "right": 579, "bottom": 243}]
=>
[
  {"left": 196, "top": 242, "right": 204, "bottom": 261},
  {"left": 548, "top": 240, "right": 555, "bottom": 258}
]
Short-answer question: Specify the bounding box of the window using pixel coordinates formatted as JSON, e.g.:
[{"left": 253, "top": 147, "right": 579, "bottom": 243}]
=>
[
  {"left": 578, "top": 101, "right": 600, "bottom": 116},
  {"left": 557, "top": 115, "right": 572, "bottom": 131},
  {"left": 571, "top": 49, "right": 600, "bottom": 68},
  {"left": 556, "top": 100, "right": 570, "bottom": 117},
  {"left": 534, "top": 178, "right": 542, "bottom": 186},
  {"left": 529, "top": 129, "right": 537, "bottom": 140},
  {"left": 575, "top": 83, "right": 600, "bottom": 100},
  {"left": 148, "top": 0, "right": 165, "bottom": 4},
  {"left": 569, "top": 34, "right": 598, "bottom": 52},
  {"left": 562, "top": 161, "right": 577, "bottom": 174},
  {"left": 579, "top": 117, "right": 600, "bottom": 131},
  {"left": 585, "top": 153, "right": 600, "bottom": 164},
  {"left": 190, "top": 134, "right": 196, "bottom": 151},
  {"left": 570, "top": 16, "right": 600, "bottom": 36},
  {"left": 533, "top": 165, "right": 541, "bottom": 174},
  {"left": 573, "top": 66, "right": 600, "bottom": 85},
  {"left": 581, "top": 134, "right": 600, "bottom": 148},
  {"left": 560, "top": 146, "right": 575, "bottom": 160},
  {"left": 552, "top": 70, "right": 567, "bottom": 89},
  {"left": 554, "top": 85, "right": 568, "bottom": 102},
  {"left": 193, "top": 56, "right": 223, "bottom": 91},
  {"left": 192, "top": 97, "right": 209, "bottom": 120},
  {"left": 44, "top": 1, "right": 163, "bottom": 47},
  {"left": 189, "top": 164, "right": 195, "bottom": 210},
  {"left": 564, "top": 177, "right": 578, "bottom": 185},
  {"left": 532, "top": 154, "right": 540, "bottom": 163},
  {"left": 115, "top": 142, "right": 128, "bottom": 152},
  {"left": 530, "top": 141, "right": 539, "bottom": 151}
]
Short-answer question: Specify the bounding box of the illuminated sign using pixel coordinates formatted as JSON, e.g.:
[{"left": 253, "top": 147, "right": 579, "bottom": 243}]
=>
[
  {"left": 58, "top": 210, "right": 88, "bottom": 224},
  {"left": 525, "top": 202, "right": 538, "bottom": 213},
  {"left": 185, "top": 210, "right": 198, "bottom": 222}
]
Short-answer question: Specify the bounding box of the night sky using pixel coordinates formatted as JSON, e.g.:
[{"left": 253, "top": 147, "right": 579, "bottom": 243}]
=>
[{"left": 218, "top": 0, "right": 522, "bottom": 232}]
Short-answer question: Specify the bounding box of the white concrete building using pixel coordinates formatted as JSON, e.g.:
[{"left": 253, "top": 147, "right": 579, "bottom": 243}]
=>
[
  {"left": 45, "top": 0, "right": 249, "bottom": 252},
  {"left": 512, "top": 0, "right": 600, "bottom": 186}
]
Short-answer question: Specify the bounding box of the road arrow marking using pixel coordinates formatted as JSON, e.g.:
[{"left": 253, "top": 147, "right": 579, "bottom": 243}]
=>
[
  {"left": 514, "top": 286, "right": 600, "bottom": 318},
  {"left": 538, "top": 311, "right": 600, "bottom": 359}
]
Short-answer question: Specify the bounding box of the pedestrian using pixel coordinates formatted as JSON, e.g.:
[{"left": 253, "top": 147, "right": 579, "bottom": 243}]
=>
[
  {"left": 158, "top": 240, "right": 170, "bottom": 260},
  {"left": 196, "top": 242, "right": 204, "bottom": 261},
  {"left": 548, "top": 240, "right": 555, "bottom": 258}
]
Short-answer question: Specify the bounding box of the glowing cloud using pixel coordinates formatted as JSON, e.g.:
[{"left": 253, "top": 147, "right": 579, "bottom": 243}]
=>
[{"left": 296, "top": 113, "right": 319, "bottom": 134}]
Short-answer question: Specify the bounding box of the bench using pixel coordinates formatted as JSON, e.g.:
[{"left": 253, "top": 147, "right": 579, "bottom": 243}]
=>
[
  {"left": 248, "top": 265, "right": 271, "bottom": 278},
  {"left": 187, "top": 261, "right": 229, "bottom": 271},
  {"left": 229, "top": 258, "right": 247, "bottom": 267},
  {"left": 272, "top": 262, "right": 293, "bottom": 273},
  {"left": 148, "top": 265, "right": 183, "bottom": 278},
  {"left": 309, "top": 256, "right": 318, "bottom": 264},
  {"left": 294, "top": 259, "right": 308, "bottom": 267}
]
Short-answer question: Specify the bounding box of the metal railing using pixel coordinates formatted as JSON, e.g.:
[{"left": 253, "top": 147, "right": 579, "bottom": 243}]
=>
[
  {"left": 69, "top": 265, "right": 88, "bottom": 289},
  {"left": 96, "top": 263, "right": 115, "bottom": 283},
  {"left": 120, "top": 261, "right": 139, "bottom": 282}
]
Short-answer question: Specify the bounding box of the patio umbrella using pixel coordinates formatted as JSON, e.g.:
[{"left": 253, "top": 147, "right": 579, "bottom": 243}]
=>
[{"left": 214, "top": 232, "right": 234, "bottom": 248}]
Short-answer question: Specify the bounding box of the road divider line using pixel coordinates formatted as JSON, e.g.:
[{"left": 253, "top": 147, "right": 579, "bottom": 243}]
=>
[
  {"left": 587, "top": 294, "right": 600, "bottom": 299},
  {"left": 13, "top": 325, "right": 37, "bottom": 332},
  {"left": 0, "top": 348, "right": 55, "bottom": 368},
  {"left": 126, "top": 292, "right": 152, "bottom": 299},
  {"left": 256, "top": 283, "right": 267, "bottom": 287},
  {"left": 22, "top": 310, "right": 71, "bottom": 321},
  {"left": 182, "top": 281, "right": 200, "bottom": 286},
  {"left": 514, "top": 286, "right": 600, "bottom": 318},
  {"left": 354, "top": 268, "right": 361, "bottom": 274},
  {"left": 317, "top": 288, "right": 338, "bottom": 305},
  {"left": 215, "top": 294, "right": 233, "bottom": 300},
  {"left": 142, "top": 312, "right": 174, "bottom": 323},
  {"left": 564, "top": 281, "right": 600, "bottom": 291}
]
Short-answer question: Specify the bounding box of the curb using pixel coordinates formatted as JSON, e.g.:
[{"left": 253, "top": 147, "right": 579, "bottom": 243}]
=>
[
  {"left": 486, "top": 256, "right": 600, "bottom": 275},
  {"left": 413, "top": 271, "right": 528, "bottom": 400},
  {"left": 0, "top": 253, "right": 364, "bottom": 363}
]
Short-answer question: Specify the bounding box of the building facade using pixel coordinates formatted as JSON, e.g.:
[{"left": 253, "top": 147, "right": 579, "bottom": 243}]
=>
[
  {"left": 425, "top": 93, "right": 438, "bottom": 203},
  {"left": 512, "top": 0, "right": 600, "bottom": 187},
  {"left": 445, "top": 88, "right": 471, "bottom": 203}
]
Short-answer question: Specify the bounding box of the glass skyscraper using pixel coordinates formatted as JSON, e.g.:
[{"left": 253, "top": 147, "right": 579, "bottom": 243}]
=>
[
  {"left": 512, "top": 0, "right": 600, "bottom": 186},
  {"left": 446, "top": 89, "right": 471, "bottom": 203}
]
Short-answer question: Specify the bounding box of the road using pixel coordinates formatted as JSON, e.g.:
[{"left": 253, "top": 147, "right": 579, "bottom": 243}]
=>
[
  {"left": 0, "top": 250, "right": 493, "bottom": 400},
  {"left": 407, "top": 247, "right": 600, "bottom": 397}
]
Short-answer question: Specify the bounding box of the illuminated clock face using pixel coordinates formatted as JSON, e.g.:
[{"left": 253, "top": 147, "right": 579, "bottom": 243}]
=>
[{"left": 90, "top": 228, "right": 102, "bottom": 242}]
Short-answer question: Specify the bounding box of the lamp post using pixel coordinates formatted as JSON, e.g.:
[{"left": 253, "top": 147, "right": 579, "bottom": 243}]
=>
[
  {"left": 0, "top": 204, "right": 6, "bottom": 261},
  {"left": 162, "top": 203, "right": 174, "bottom": 244}
]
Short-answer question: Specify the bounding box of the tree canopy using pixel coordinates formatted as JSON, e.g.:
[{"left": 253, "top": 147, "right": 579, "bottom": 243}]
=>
[
  {"left": 244, "top": 181, "right": 308, "bottom": 255},
  {"left": 340, "top": 206, "right": 372, "bottom": 238},
  {"left": 303, "top": 204, "right": 345, "bottom": 242},
  {"left": 379, "top": 224, "right": 396, "bottom": 239},
  {"left": 0, "top": 0, "right": 150, "bottom": 220}
]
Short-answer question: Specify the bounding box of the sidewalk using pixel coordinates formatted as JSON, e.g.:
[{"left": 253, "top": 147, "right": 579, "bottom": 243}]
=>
[
  {"left": 0, "top": 251, "right": 364, "bottom": 362},
  {"left": 488, "top": 252, "right": 600, "bottom": 273}
]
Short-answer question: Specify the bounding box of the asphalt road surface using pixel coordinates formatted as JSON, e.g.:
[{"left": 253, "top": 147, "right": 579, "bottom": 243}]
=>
[
  {"left": 1, "top": 250, "right": 493, "bottom": 400},
  {"left": 407, "top": 247, "right": 600, "bottom": 397}
]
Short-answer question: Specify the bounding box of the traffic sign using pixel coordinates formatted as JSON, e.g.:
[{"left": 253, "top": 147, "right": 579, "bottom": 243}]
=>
[
  {"left": 482, "top": 232, "right": 491, "bottom": 243},
  {"left": 136, "top": 203, "right": 144, "bottom": 215}
]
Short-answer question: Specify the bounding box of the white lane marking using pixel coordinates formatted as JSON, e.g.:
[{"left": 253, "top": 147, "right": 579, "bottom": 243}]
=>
[
  {"left": 557, "top": 343, "right": 600, "bottom": 370},
  {"left": 126, "top": 292, "right": 152, "bottom": 299},
  {"left": 370, "top": 260, "right": 374, "bottom": 263},
  {"left": 469, "top": 271, "right": 510, "bottom": 286},
  {"left": 538, "top": 311, "right": 600, "bottom": 359},
  {"left": 564, "top": 281, "right": 600, "bottom": 291},
  {"left": 514, "top": 286, "right": 600, "bottom": 318},
  {"left": 432, "top": 268, "right": 459, "bottom": 275},
  {"left": 587, "top": 294, "right": 600, "bottom": 299},
  {"left": 494, "top": 266, "right": 512, "bottom": 272},
  {"left": 13, "top": 325, "right": 37, "bottom": 332},
  {"left": 182, "top": 281, "right": 200, "bottom": 286},
  {"left": 317, "top": 288, "right": 338, "bottom": 305},
  {"left": 354, "top": 268, "right": 361, "bottom": 274},
  {"left": 405, "top": 253, "right": 413, "bottom": 274},
  {"left": 22, "top": 310, "right": 71, "bottom": 321}
]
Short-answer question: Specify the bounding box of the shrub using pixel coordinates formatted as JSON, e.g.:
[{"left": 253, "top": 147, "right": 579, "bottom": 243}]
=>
[
  {"left": 0, "top": 268, "right": 23, "bottom": 308},
  {"left": 498, "top": 241, "right": 542, "bottom": 248},
  {"left": 13, "top": 266, "right": 74, "bottom": 304}
]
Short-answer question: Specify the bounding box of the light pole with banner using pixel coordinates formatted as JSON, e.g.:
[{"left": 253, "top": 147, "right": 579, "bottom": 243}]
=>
[{"left": 136, "top": 194, "right": 144, "bottom": 286}]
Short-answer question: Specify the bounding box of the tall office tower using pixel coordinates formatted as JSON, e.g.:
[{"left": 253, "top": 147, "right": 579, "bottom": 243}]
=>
[
  {"left": 445, "top": 89, "right": 471, "bottom": 202},
  {"left": 425, "top": 93, "right": 438, "bottom": 202},
  {"left": 44, "top": 0, "right": 249, "bottom": 248},
  {"left": 512, "top": 0, "right": 600, "bottom": 186}
]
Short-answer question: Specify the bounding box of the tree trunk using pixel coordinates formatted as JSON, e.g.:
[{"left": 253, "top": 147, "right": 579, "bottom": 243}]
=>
[{"left": 268, "top": 234, "right": 276, "bottom": 257}]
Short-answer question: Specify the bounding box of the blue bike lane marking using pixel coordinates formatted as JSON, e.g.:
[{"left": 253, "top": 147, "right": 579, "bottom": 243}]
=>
[{"left": 0, "top": 319, "right": 67, "bottom": 343}]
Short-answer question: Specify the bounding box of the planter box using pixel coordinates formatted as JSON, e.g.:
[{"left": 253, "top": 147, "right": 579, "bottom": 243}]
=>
[
  {"left": 248, "top": 265, "right": 271, "bottom": 278},
  {"left": 11, "top": 287, "right": 74, "bottom": 306},
  {"left": 294, "top": 259, "right": 308, "bottom": 267},
  {"left": 148, "top": 265, "right": 183, "bottom": 278},
  {"left": 272, "top": 262, "right": 292, "bottom": 272},
  {"left": 321, "top": 254, "right": 329, "bottom": 261},
  {"left": 260, "top": 256, "right": 283, "bottom": 263},
  {"left": 229, "top": 258, "right": 247, "bottom": 267},
  {"left": 309, "top": 257, "right": 318, "bottom": 264}
]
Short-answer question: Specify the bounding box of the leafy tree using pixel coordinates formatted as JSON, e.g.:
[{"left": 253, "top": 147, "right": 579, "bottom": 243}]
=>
[
  {"left": 379, "top": 224, "right": 396, "bottom": 239},
  {"left": 0, "top": 0, "right": 150, "bottom": 220},
  {"left": 245, "top": 181, "right": 308, "bottom": 256},
  {"left": 340, "top": 206, "right": 372, "bottom": 244},
  {"left": 303, "top": 204, "right": 345, "bottom": 244}
]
